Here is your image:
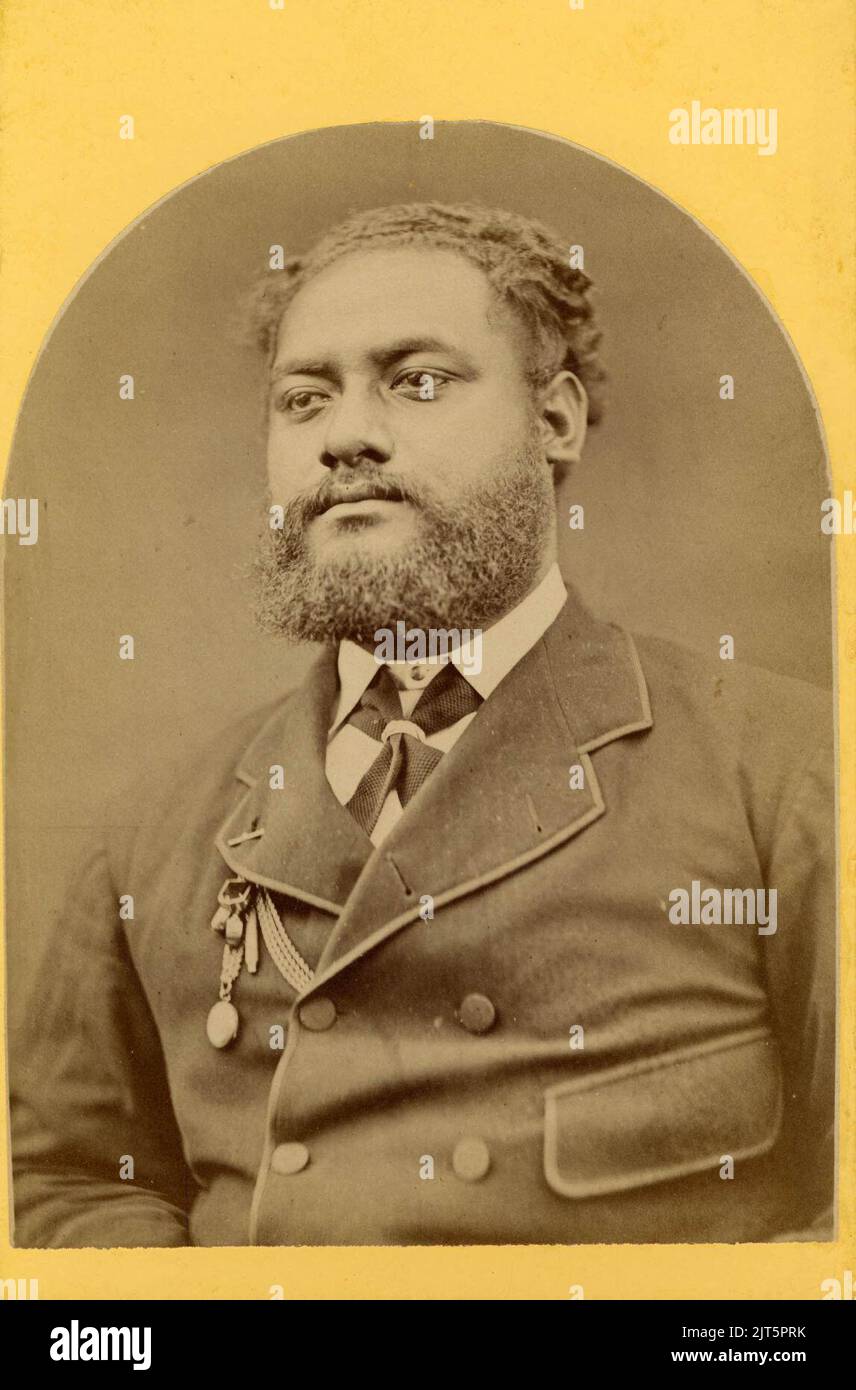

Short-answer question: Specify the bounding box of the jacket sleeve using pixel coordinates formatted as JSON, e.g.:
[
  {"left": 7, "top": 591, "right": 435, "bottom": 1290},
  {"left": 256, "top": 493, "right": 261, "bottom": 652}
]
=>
[
  {"left": 10, "top": 836, "right": 195, "bottom": 1248},
  {"left": 762, "top": 734, "right": 836, "bottom": 1240}
]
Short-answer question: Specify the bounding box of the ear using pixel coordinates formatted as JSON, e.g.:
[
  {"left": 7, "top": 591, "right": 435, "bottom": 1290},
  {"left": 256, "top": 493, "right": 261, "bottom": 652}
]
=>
[{"left": 535, "top": 370, "right": 588, "bottom": 482}]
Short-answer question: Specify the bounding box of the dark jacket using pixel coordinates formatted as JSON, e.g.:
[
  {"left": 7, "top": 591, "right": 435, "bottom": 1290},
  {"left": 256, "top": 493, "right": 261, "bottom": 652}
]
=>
[{"left": 10, "top": 590, "right": 836, "bottom": 1246}]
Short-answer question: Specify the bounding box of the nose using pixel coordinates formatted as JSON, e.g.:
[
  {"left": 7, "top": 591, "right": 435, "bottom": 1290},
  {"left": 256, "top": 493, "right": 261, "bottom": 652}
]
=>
[{"left": 319, "top": 384, "right": 393, "bottom": 470}]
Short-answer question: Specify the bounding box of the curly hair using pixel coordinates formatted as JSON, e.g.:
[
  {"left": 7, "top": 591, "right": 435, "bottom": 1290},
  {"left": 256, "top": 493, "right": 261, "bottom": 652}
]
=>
[{"left": 244, "top": 201, "right": 606, "bottom": 424}]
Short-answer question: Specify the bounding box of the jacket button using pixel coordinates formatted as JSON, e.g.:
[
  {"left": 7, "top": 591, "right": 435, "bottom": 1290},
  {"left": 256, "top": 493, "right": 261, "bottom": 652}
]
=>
[
  {"left": 299, "top": 997, "right": 337, "bottom": 1031},
  {"left": 457, "top": 993, "right": 496, "bottom": 1034},
  {"left": 270, "top": 1142, "right": 310, "bottom": 1175},
  {"left": 452, "top": 1137, "right": 491, "bottom": 1182}
]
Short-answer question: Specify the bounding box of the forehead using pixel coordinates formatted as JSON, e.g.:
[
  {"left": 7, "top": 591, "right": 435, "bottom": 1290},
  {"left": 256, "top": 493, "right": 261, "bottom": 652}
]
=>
[{"left": 272, "top": 246, "right": 524, "bottom": 367}]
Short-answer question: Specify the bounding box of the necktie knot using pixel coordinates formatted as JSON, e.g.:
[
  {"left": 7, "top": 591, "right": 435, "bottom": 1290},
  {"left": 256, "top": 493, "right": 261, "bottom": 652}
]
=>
[
  {"left": 344, "top": 661, "right": 482, "bottom": 834},
  {"left": 380, "top": 719, "right": 427, "bottom": 745}
]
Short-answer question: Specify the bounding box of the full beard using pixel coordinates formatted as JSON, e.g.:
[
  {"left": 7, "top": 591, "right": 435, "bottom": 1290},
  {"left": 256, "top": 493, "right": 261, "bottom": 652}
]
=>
[{"left": 253, "top": 437, "right": 556, "bottom": 644}]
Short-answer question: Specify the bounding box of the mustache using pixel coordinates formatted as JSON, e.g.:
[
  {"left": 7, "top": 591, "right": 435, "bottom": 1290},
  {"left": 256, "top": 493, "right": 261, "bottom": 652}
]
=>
[{"left": 283, "top": 472, "right": 424, "bottom": 525}]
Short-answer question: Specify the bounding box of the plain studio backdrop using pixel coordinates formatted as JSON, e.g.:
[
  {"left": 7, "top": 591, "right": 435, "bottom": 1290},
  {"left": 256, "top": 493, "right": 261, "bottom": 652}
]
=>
[{"left": 3, "top": 121, "right": 833, "bottom": 1005}]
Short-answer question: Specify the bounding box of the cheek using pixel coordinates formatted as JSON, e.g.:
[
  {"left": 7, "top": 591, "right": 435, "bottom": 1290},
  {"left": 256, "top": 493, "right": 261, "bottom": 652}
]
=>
[
  {"left": 401, "top": 392, "right": 532, "bottom": 482},
  {"left": 265, "top": 422, "right": 315, "bottom": 492}
]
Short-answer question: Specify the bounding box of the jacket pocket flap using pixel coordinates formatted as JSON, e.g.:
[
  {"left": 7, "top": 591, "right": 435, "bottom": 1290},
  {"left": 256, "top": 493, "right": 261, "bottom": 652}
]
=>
[{"left": 544, "top": 1028, "right": 782, "bottom": 1199}]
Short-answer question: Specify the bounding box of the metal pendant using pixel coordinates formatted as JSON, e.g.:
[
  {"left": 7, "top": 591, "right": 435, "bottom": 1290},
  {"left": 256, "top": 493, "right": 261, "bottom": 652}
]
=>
[
  {"left": 210, "top": 903, "right": 231, "bottom": 933},
  {"left": 207, "top": 934, "right": 245, "bottom": 1049},
  {"left": 224, "top": 912, "right": 244, "bottom": 945},
  {"left": 206, "top": 999, "right": 239, "bottom": 1049}
]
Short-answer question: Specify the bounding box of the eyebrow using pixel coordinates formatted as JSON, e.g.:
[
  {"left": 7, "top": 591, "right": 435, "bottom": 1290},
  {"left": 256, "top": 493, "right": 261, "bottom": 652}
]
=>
[{"left": 269, "top": 336, "right": 472, "bottom": 383}]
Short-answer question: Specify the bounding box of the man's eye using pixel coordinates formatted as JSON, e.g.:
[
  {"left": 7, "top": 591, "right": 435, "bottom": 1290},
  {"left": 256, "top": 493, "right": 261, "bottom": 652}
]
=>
[
  {"left": 275, "top": 388, "right": 329, "bottom": 415},
  {"left": 391, "top": 370, "right": 450, "bottom": 399}
]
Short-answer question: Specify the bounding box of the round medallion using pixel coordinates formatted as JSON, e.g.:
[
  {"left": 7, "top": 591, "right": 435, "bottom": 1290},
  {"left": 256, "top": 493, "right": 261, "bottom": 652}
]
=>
[
  {"left": 206, "top": 1000, "right": 239, "bottom": 1048},
  {"left": 452, "top": 1137, "right": 492, "bottom": 1182},
  {"left": 458, "top": 993, "right": 497, "bottom": 1035}
]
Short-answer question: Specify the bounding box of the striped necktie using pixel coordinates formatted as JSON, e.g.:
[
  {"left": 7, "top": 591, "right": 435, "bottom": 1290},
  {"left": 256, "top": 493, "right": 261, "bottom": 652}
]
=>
[{"left": 345, "top": 663, "right": 483, "bottom": 834}]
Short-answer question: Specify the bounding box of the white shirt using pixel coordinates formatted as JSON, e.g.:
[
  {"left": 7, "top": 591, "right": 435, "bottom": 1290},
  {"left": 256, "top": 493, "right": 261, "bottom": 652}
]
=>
[{"left": 325, "top": 562, "right": 568, "bottom": 846}]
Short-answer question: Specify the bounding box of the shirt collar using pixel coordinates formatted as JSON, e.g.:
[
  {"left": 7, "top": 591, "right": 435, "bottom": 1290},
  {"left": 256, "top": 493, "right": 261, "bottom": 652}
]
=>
[{"left": 329, "top": 562, "right": 568, "bottom": 734}]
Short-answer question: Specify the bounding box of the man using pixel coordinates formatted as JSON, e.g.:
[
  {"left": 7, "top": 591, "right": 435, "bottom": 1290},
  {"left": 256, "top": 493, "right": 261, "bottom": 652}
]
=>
[{"left": 11, "top": 202, "right": 835, "bottom": 1247}]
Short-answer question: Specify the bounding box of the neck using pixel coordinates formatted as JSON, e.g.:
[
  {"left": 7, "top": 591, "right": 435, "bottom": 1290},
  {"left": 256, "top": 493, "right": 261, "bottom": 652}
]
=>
[{"left": 483, "top": 546, "right": 556, "bottom": 635}]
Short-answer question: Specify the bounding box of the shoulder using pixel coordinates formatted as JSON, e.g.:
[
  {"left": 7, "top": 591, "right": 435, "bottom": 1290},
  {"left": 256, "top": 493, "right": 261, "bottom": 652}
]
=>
[
  {"left": 629, "top": 631, "right": 834, "bottom": 856},
  {"left": 548, "top": 587, "right": 832, "bottom": 766},
  {"left": 631, "top": 631, "right": 832, "bottom": 753}
]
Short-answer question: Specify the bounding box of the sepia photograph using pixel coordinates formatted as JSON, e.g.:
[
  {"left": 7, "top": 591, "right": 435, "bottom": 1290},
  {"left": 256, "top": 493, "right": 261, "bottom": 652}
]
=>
[{"left": 3, "top": 118, "right": 838, "bottom": 1254}]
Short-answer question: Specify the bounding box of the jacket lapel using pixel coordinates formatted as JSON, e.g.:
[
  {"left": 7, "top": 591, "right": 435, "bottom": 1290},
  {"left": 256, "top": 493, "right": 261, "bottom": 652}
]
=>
[
  {"left": 311, "top": 591, "right": 653, "bottom": 986},
  {"left": 214, "top": 647, "right": 373, "bottom": 915}
]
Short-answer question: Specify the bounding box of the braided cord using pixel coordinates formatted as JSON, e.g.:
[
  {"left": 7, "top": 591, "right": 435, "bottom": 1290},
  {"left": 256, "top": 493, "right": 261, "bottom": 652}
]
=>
[{"left": 256, "top": 889, "right": 314, "bottom": 994}]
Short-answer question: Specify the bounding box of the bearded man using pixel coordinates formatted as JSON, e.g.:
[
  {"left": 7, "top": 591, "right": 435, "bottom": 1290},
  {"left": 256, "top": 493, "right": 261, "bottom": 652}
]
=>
[{"left": 11, "top": 202, "right": 835, "bottom": 1247}]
